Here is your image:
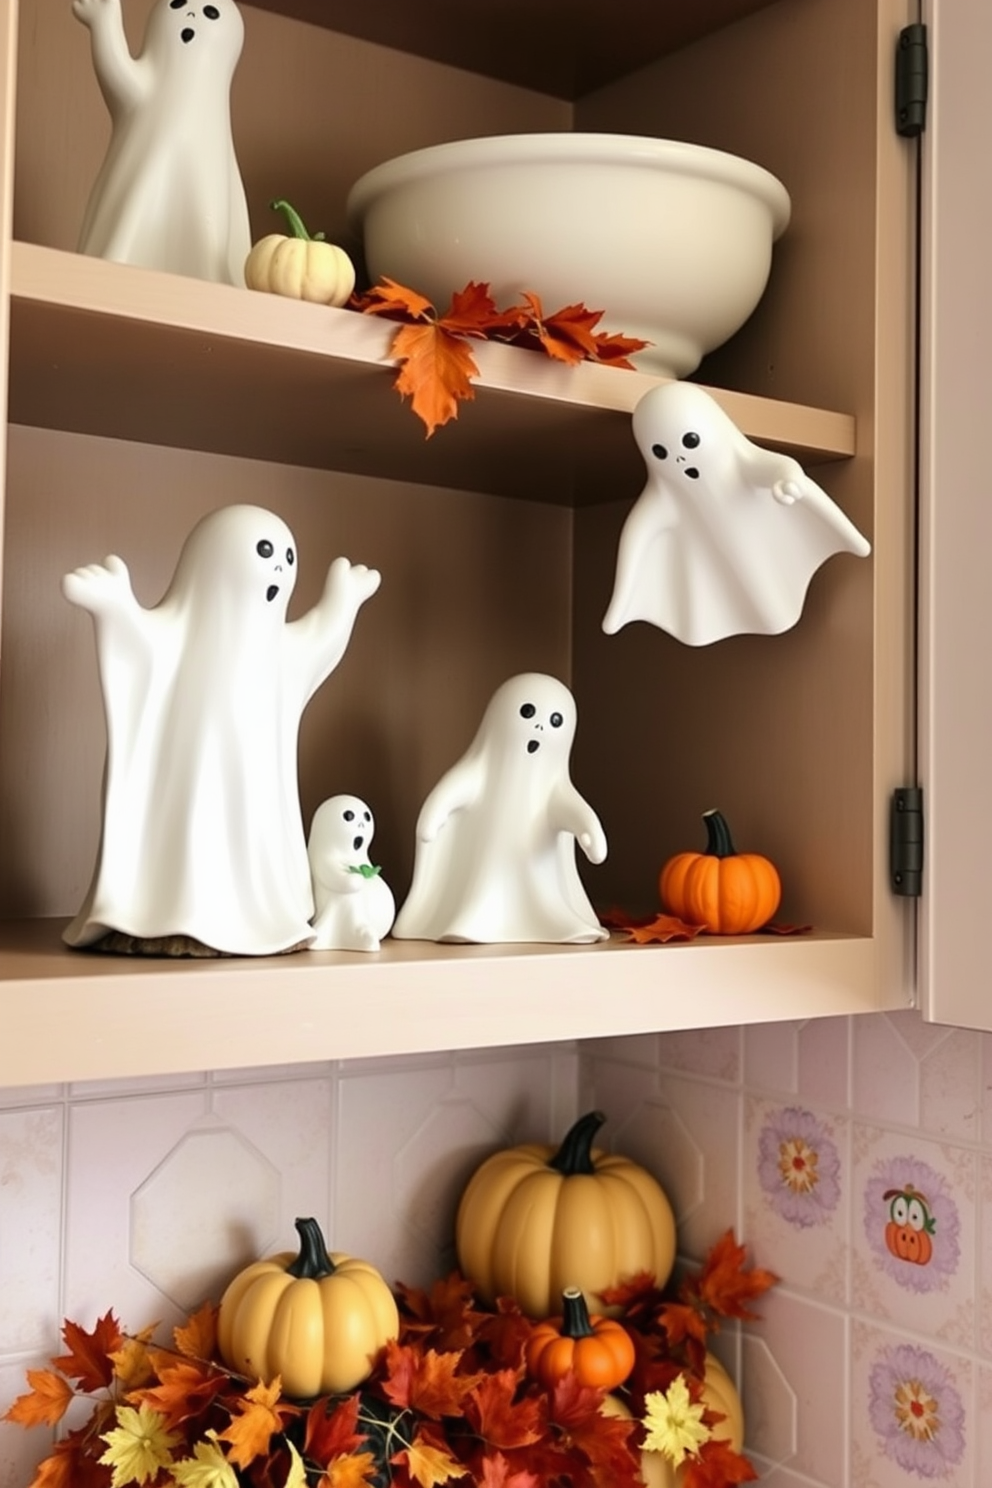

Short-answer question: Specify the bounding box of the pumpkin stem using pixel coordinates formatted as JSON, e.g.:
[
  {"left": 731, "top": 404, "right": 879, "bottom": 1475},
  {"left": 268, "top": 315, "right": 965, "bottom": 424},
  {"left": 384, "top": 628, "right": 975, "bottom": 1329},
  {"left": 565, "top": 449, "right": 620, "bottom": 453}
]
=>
[
  {"left": 286, "top": 1216, "right": 337, "bottom": 1279},
  {"left": 269, "top": 198, "right": 327, "bottom": 243},
  {"left": 547, "top": 1111, "right": 606, "bottom": 1175},
  {"left": 702, "top": 808, "right": 737, "bottom": 859},
  {"left": 560, "top": 1286, "right": 595, "bottom": 1339}
]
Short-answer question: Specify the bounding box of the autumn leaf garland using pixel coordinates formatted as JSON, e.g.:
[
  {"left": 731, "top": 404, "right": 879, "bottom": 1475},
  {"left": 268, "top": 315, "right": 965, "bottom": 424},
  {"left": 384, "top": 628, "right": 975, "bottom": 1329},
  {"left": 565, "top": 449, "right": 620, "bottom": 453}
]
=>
[
  {"left": 352, "top": 278, "right": 650, "bottom": 437},
  {"left": 5, "top": 1230, "right": 776, "bottom": 1488}
]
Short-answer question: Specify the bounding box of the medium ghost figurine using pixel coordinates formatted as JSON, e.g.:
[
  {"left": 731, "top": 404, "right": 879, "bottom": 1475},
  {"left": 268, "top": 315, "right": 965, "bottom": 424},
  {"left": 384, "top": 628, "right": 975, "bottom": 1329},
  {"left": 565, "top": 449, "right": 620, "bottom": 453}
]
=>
[
  {"left": 73, "top": 0, "right": 251, "bottom": 286},
  {"left": 393, "top": 673, "right": 608, "bottom": 945},
  {"left": 62, "top": 504, "right": 381, "bottom": 956},
  {"left": 307, "top": 795, "right": 396, "bottom": 952},
  {"left": 602, "top": 382, "right": 871, "bottom": 646}
]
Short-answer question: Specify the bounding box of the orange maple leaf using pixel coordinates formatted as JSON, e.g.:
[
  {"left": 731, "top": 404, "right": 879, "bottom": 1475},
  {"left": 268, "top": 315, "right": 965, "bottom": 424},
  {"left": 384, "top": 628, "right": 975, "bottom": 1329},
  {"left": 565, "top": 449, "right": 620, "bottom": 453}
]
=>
[
  {"left": 396, "top": 1427, "right": 468, "bottom": 1488},
  {"left": 396, "top": 1272, "right": 488, "bottom": 1352},
  {"left": 682, "top": 1437, "right": 759, "bottom": 1487},
  {"left": 26, "top": 1428, "right": 114, "bottom": 1488},
  {"left": 320, "top": 1451, "right": 381, "bottom": 1488},
  {"left": 515, "top": 292, "right": 599, "bottom": 365},
  {"left": 3, "top": 1368, "right": 75, "bottom": 1428},
  {"left": 128, "top": 1355, "right": 228, "bottom": 1428},
  {"left": 689, "top": 1229, "right": 779, "bottom": 1321},
  {"left": 306, "top": 1393, "right": 369, "bottom": 1465},
  {"left": 464, "top": 1370, "right": 545, "bottom": 1450},
  {"left": 173, "top": 1301, "right": 218, "bottom": 1361},
  {"left": 218, "top": 1376, "right": 298, "bottom": 1468},
  {"left": 51, "top": 1311, "right": 123, "bottom": 1392},
  {"left": 658, "top": 1301, "right": 709, "bottom": 1349},
  {"left": 382, "top": 1340, "right": 478, "bottom": 1418},
  {"left": 391, "top": 321, "right": 481, "bottom": 437},
  {"left": 625, "top": 914, "right": 706, "bottom": 945},
  {"left": 476, "top": 1451, "right": 540, "bottom": 1488},
  {"left": 440, "top": 282, "right": 524, "bottom": 339},
  {"left": 355, "top": 276, "right": 436, "bottom": 321}
]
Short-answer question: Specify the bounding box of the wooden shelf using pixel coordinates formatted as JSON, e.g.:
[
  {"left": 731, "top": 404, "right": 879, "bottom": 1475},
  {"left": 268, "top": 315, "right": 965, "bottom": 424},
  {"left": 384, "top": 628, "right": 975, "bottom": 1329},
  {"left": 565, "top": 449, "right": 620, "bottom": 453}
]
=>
[
  {"left": 0, "top": 919, "right": 878, "bottom": 1087},
  {"left": 8, "top": 243, "right": 855, "bottom": 505}
]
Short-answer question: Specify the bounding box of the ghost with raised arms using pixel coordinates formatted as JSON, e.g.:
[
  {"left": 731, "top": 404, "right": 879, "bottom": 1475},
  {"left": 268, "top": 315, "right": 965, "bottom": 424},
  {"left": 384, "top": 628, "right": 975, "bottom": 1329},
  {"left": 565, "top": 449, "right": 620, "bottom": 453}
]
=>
[
  {"left": 393, "top": 673, "right": 608, "bottom": 945},
  {"left": 602, "top": 381, "right": 871, "bottom": 646},
  {"left": 73, "top": 0, "right": 251, "bottom": 285},
  {"left": 62, "top": 504, "right": 381, "bottom": 955}
]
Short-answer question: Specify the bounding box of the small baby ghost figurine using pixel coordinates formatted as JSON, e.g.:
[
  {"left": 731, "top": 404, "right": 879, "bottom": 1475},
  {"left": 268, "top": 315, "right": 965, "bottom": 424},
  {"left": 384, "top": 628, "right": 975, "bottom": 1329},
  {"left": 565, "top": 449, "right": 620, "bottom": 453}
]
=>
[
  {"left": 62, "top": 504, "right": 380, "bottom": 956},
  {"left": 73, "top": 0, "right": 252, "bottom": 285},
  {"left": 393, "top": 672, "right": 608, "bottom": 945},
  {"left": 602, "top": 381, "right": 871, "bottom": 646},
  {"left": 307, "top": 795, "right": 396, "bottom": 952}
]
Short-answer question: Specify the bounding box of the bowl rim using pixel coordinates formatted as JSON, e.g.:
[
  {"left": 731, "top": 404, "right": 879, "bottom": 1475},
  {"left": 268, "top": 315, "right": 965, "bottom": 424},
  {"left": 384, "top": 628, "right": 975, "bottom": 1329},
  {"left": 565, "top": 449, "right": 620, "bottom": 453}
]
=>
[{"left": 346, "top": 131, "right": 791, "bottom": 238}]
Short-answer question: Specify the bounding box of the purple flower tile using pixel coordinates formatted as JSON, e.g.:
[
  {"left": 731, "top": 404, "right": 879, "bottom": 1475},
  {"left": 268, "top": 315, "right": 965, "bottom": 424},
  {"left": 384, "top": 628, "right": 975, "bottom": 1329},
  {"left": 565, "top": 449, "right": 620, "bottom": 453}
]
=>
[
  {"left": 757, "top": 1105, "right": 841, "bottom": 1228},
  {"left": 868, "top": 1342, "right": 966, "bottom": 1478}
]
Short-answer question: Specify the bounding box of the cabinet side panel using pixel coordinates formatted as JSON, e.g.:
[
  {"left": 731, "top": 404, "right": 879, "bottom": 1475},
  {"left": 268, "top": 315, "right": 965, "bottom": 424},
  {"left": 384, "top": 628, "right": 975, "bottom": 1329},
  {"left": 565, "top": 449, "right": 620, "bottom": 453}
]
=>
[
  {"left": 14, "top": 0, "right": 570, "bottom": 264},
  {"left": 0, "top": 0, "right": 16, "bottom": 644},
  {"left": 0, "top": 426, "right": 573, "bottom": 918}
]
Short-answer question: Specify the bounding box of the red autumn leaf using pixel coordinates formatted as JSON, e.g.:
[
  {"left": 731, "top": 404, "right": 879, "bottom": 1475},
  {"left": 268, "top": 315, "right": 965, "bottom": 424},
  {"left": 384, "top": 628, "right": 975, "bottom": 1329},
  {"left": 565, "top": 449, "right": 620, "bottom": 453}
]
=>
[
  {"left": 391, "top": 321, "right": 481, "bottom": 437},
  {"left": 173, "top": 1300, "right": 218, "bottom": 1361},
  {"left": 381, "top": 1340, "right": 478, "bottom": 1418},
  {"left": 27, "top": 1430, "right": 113, "bottom": 1488},
  {"left": 625, "top": 914, "right": 706, "bottom": 944},
  {"left": 598, "top": 1271, "right": 661, "bottom": 1312},
  {"left": 759, "top": 921, "right": 814, "bottom": 935},
  {"left": 3, "top": 1368, "right": 75, "bottom": 1428},
  {"left": 546, "top": 1373, "right": 608, "bottom": 1430},
  {"left": 440, "top": 282, "right": 525, "bottom": 339},
  {"left": 658, "top": 1301, "right": 709, "bottom": 1349},
  {"left": 688, "top": 1229, "right": 779, "bottom": 1321},
  {"left": 305, "top": 1394, "right": 371, "bottom": 1467},
  {"left": 477, "top": 1450, "right": 540, "bottom": 1488},
  {"left": 128, "top": 1355, "right": 228, "bottom": 1428},
  {"left": 396, "top": 1273, "right": 488, "bottom": 1352},
  {"left": 682, "top": 1437, "right": 759, "bottom": 1487},
  {"left": 564, "top": 1407, "right": 642, "bottom": 1488},
  {"left": 51, "top": 1312, "right": 123, "bottom": 1392},
  {"left": 464, "top": 1370, "right": 545, "bottom": 1449},
  {"left": 474, "top": 1298, "right": 534, "bottom": 1371}
]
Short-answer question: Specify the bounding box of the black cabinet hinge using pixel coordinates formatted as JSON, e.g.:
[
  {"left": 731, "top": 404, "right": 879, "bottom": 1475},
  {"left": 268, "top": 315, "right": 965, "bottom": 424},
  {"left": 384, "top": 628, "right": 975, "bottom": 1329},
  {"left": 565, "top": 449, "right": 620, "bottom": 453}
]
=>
[
  {"left": 895, "top": 23, "right": 928, "bottom": 137},
  {"left": 890, "top": 787, "right": 924, "bottom": 896}
]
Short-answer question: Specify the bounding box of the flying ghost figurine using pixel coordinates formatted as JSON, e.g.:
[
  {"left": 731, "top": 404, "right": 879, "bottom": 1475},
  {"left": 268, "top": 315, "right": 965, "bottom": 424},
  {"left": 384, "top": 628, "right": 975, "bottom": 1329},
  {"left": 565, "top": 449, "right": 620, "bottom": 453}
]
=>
[
  {"left": 602, "top": 382, "right": 871, "bottom": 646},
  {"left": 392, "top": 673, "right": 608, "bottom": 945},
  {"left": 72, "top": 0, "right": 252, "bottom": 286},
  {"left": 307, "top": 795, "right": 396, "bottom": 952},
  {"left": 62, "top": 504, "right": 381, "bottom": 956}
]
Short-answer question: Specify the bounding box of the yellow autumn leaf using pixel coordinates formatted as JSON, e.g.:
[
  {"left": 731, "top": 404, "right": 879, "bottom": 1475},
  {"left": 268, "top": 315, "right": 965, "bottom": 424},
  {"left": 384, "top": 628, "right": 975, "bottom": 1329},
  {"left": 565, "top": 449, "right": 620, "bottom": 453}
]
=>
[
  {"left": 284, "top": 1440, "right": 308, "bottom": 1488},
  {"left": 171, "top": 1432, "right": 239, "bottom": 1488},
  {"left": 110, "top": 1329, "right": 157, "bottom": 1391},
  {"left": 642, "top": 1375, "right": 711, "bottom": 1469},
  {"left": 401, "top": 1434, "right": 469, "bottom": 1488},
  {"left": 98, "top": 1402, "right": 181, "bottom": 1486}
]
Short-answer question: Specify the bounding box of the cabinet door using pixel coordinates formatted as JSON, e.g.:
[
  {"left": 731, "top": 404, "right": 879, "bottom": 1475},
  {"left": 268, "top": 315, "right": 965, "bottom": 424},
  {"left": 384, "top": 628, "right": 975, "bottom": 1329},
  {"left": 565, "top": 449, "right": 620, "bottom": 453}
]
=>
[{"left": 919, "top": 0, "right": 992, "bottom": 1027}]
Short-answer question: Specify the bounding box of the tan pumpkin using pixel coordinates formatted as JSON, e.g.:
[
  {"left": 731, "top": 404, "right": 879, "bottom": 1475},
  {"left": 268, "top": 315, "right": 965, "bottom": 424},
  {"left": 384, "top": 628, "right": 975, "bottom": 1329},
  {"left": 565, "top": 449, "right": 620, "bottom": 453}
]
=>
[
  {"left": 601, "top": 1354, "right": 745, "bottom": 1487},
  {"left": 217, "top": 1215, "right": 398, "bottom": 1399},
  {"left": 455, "top": 1110, "right": 676, "bottom": 1319},
  {"left": 244, "top": 199, "right": 356, "bottom": 307}
]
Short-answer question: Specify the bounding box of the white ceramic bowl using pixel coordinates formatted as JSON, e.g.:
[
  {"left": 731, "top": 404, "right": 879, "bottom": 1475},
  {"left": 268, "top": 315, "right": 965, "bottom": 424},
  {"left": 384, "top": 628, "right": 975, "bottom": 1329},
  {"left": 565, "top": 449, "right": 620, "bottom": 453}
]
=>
[{"left": 346, "top": 133, "right": 791, "bottom": 379}]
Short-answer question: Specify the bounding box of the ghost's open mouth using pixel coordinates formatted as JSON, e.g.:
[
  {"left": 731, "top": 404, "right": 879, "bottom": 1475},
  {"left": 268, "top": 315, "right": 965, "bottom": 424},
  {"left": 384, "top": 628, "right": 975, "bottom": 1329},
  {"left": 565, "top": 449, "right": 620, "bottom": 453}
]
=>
[
  {"left": 181, "top": 26, "right": 194, "bottom": 42},
  {"left": 266, "top": 585, "right": 279, "bottom": 602},
  {"left": 353, "top": 836, "right": 364, "bottom": 851},
  {"left": 527, "top": 740, "right": 540, "bottom": 754}
]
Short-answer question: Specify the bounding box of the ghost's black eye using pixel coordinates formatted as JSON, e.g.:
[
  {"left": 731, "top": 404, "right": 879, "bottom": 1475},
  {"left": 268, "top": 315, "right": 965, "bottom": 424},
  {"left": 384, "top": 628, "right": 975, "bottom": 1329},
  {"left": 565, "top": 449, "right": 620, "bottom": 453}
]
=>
[
  {"left": 651, "top": 444, "right": 668, "bottom": 461},
  {"left": 364, "top": 811, "right": 371, "bottom": 822},
  {"left": 343, "top": 810, "right": 355, "bottom": 822},
  {"left": 170, "top": 0, "right": 184, "bottom": 7},
  {"left": 682, "top": 431, "right": 700, "bottom": 449},
  {"left": 256, "top": 539, "right": 274, "bottom": 558},
  {"left": 286, "top": 548, "right": 295, "bottom": 565},
  {"left": 204, "top": 3, "right": 221, "bottom": 15},
  {"left": 550, "top": 712, "right": 563, "bottom": 728},
  {"left": 519, "top": 703, "right": 536, "bottom": 719}
]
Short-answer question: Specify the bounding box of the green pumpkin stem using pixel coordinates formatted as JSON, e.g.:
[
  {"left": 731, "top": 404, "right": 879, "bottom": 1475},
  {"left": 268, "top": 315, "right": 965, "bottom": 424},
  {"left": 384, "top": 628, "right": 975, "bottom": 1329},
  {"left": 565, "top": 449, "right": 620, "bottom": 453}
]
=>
[
  {"left": 702, "top": 808, "right": 738, "bottom": 859},
  {"left": 560, "top": 1286, "right": 595, "bottom": 1338},
  {"left": 286, "top": 1215, "right": 337, "bottom": 1279},
  {"left": 269, "top": 198, "right": 327, "bottom": 243},
  {"left": 547, "top": 1110, "right": 606, "bottom": 1175}
]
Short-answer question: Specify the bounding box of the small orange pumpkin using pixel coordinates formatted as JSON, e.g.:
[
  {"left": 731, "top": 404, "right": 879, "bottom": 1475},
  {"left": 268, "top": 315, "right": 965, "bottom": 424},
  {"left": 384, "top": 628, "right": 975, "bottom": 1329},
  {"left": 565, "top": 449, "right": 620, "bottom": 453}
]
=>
[
  {"left": 526, "top": 1287, "right": 636, "bottom": 1390},
  {"left": 659, "top": 809, "right": 781, "bottom": 934}
]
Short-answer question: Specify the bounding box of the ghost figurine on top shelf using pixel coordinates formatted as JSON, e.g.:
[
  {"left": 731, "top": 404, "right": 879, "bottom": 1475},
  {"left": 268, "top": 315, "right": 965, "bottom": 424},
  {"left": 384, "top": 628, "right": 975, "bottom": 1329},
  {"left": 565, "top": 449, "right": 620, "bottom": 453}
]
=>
[
  {"left": 392, "top": 672, "right": 608, "bottom": 946},
  {"left": 307, "top": 795, "right": 396, "bottom": 952},
  {"left": 72, "top": 0, "right": 252, "bottom": 286},
  {"left": 602, "top": 381, "right": 871, "bottom": 646},
  {"left": 61, "top": 504, "right": 380, "bottom": 957}
]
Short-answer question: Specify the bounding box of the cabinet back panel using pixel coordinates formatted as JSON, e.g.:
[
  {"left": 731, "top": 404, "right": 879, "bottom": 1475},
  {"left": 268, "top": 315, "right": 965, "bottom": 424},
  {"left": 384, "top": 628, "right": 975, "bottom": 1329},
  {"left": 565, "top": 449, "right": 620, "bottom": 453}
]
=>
[
  {"left": 0, "top": 425, "right": 573, "bottom": 917},
  {"left": 13, "top": 0, "right": 569, "bottom": 265}
]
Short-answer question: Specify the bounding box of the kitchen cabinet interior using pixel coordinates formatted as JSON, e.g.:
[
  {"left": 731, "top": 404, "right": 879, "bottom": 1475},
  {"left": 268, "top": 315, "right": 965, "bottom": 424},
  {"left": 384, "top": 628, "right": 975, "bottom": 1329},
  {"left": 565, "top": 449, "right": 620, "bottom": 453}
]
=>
[{"left": 0, "top": 0, "right": 917, "bottom": 1086}]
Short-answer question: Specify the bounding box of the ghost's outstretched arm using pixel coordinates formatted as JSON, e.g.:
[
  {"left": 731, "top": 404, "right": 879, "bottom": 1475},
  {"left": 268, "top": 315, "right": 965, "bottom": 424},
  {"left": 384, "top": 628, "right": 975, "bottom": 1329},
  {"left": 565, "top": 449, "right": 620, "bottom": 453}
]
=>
[
  {"left": 292, "top": 557, "right": 381, "bottom": 700},
  {"left": 72, "top": 0, "right": 145, "bottom": 117},
  {"left": 550, "top": 782, "right": 608, "bottom": 864},
  {"left": 417, "top": 755, "right": 486, "bottom": 844},
  {"left": 62, "top": 555, "right": 155, "bottom": 683}
]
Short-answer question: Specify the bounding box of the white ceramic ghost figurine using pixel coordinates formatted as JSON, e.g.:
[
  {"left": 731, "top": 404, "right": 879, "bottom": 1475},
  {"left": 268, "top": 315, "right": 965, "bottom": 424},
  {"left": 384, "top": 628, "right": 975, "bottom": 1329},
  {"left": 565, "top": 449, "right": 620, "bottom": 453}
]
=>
[
  {"left": 62, "top": 504, "right": 381, "bottom": 956},
  {"left": 393, "top": 673, "right": 608, "bottom": 945},
  {"left": 307, "top": 795, "right": 396, "bottom": 952},
  {"left": 72, "top": 0, "right": 251, "bottom": 286},
  {"left": 602, "top": 382, "right": 871, "bottom": 646}
]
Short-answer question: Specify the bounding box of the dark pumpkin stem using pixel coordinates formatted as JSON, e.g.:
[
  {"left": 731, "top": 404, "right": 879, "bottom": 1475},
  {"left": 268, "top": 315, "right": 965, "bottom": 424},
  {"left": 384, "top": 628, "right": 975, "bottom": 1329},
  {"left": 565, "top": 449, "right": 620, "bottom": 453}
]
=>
[
  {"left": 702, "top": 808, "right": 738, "bottom": 859},
  {"left": 547, "top": 1111, "right": 606, "bottom": 1175},
  {"left": 269, "top": 198, "right": 327, "bottom": 243},
  {"left": 286, "top": 1215, "right": 337, "bottom": 1279},
  {"left": 560, "top": 1286, "right": 595, "bottom": 1338}
]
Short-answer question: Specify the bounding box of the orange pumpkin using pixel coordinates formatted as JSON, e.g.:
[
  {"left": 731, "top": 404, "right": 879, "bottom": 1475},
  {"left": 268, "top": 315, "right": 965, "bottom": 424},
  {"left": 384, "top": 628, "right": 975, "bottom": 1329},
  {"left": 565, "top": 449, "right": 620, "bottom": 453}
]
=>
[
  {"left": 526, "top": 1287, "right": 636, "bottom": 1390},
  {"left": 659, "top": 809, "right": 781, "bottom": 935}
]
